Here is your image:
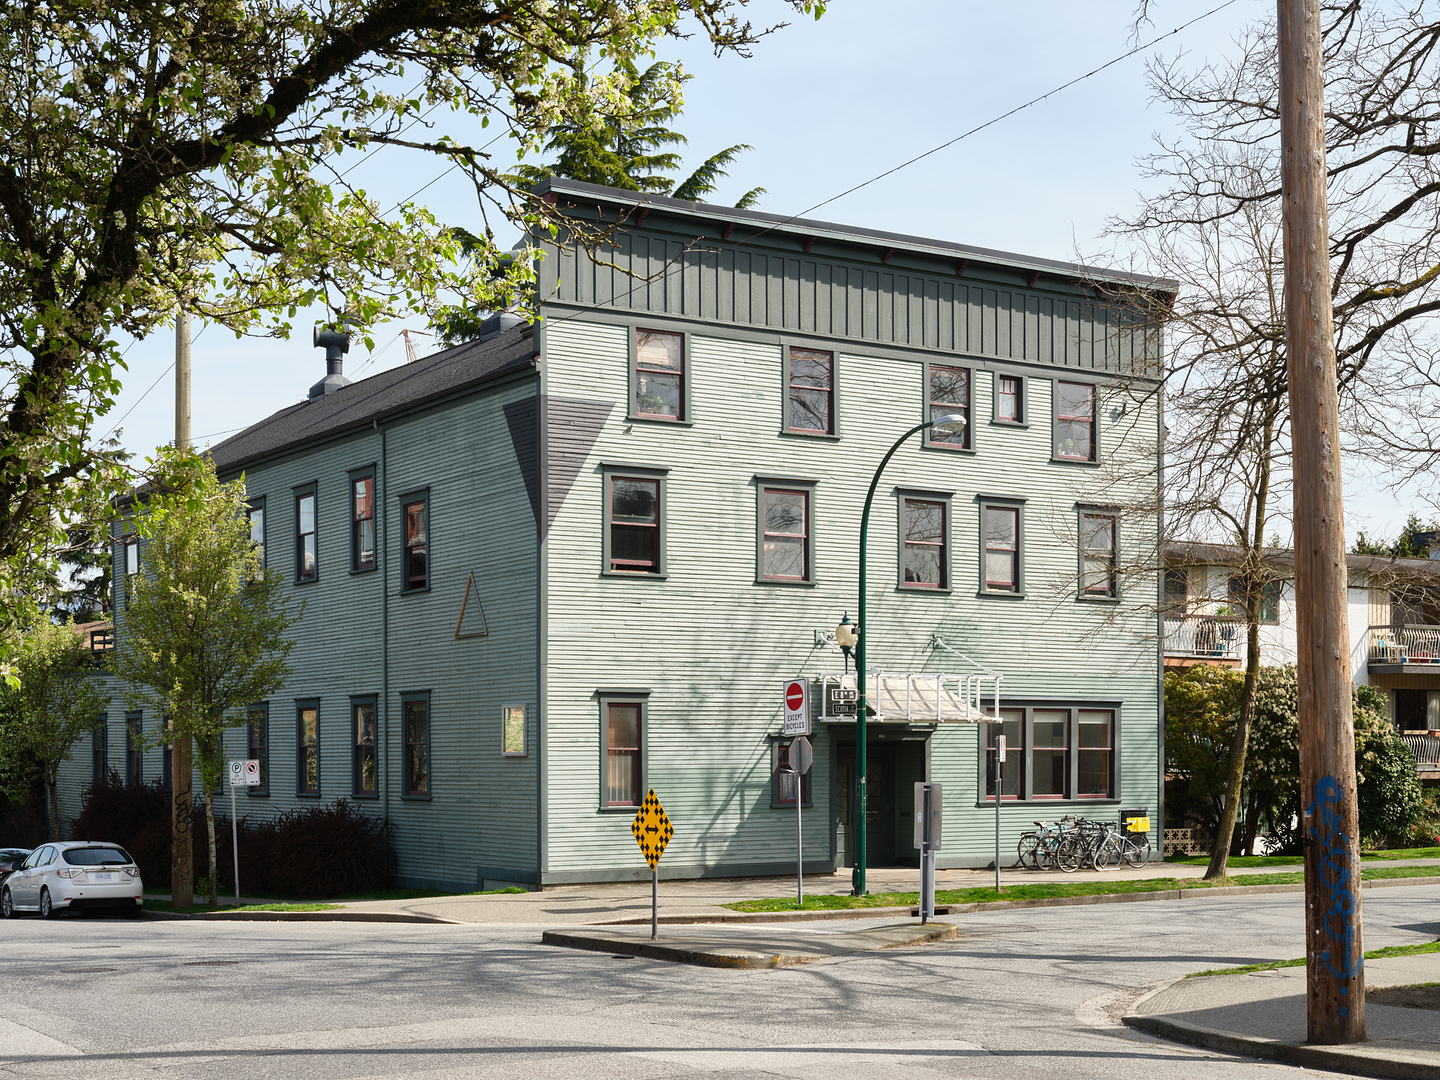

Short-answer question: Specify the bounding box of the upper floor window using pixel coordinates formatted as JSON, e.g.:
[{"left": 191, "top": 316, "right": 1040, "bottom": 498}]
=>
[
  {"left": 247, "top": 502, "right": 265, "bottom": 561},
  {"left": 787, "top": 346, "right": 834, "bottom": 435},
  {"left": 353, "top": 477, "right": 375, "bottom": 571},
  {"left": 996, "top": 374, "right": 1024, "bottom": 424},
  {"left": 634, "top": 330, "right": 685, "bottom": 420},
  {"left": 1163, "top": 566, "right": 1189, "bottom": 616},
  {"left": 1056, "top": 381, "right": 1096, "bottom": 462},
  {"left": 927, "top": 365, "right": 971, "bottom": 449},
  {"left": 760, "top": 486, "right": 811, "bottom": 583},
  {"left": 1079, "top": 512, "right": 1117, "bottom": 599},
  {"left": 295, "top": 489, "right": 317, "bottom": 581},
  {"left": 605, "top": 471, "right": 666, "bottom": 576},
  {"left": 983, "top": 505, "right": 1020, "bottom": 594},
  {"left": 1228, "top": 574, "right": 1282, "bottom": 624},
  {"left": 403, "top": 497, "right": 428, "bottom": 590},
  {"left": 124, "top": 537, "right": 139, "bottom": 578},
  {"left": 900, "top": 497, "right": 948, "bottom": 590}
]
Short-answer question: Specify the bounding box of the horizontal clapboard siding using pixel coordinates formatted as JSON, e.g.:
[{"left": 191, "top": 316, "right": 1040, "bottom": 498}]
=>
[{"left": 539, "top": 318, "right": 1160, "bottom": 876}]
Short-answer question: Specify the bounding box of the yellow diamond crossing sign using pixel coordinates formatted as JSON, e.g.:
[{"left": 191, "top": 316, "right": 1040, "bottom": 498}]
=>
[{"left": 631, "top": 788, "right": 673, "bottom": 870}]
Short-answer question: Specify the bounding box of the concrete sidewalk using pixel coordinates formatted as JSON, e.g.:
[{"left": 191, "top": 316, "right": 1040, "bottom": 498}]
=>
[{"left": 1126, "top": 952, "right": 1440, "bottom": 1080}]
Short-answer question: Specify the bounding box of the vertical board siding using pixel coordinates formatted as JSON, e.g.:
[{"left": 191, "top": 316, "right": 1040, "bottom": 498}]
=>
[{"left": 539, "top": 319, "right": 1161, "bottom": 875}]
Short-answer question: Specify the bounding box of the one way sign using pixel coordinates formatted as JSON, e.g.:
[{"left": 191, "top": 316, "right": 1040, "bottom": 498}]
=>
[{"left": 630, "top": 788, "right": 674, "bottom": 869}]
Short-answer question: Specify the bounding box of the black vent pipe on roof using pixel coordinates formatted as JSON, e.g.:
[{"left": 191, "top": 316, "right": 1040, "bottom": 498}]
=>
[{"left": 310, "top": 326, "right": 353, "bottom": 400}]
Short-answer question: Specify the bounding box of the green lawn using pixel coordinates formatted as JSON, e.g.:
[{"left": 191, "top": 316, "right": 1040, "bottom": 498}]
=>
[
  {"left": 1164, "top": 846, "right": 1440, "bottom": 868},
  {"left": 1190, "top": 938, "right": 1440, "bottom": 978},
  {"left": 143, "top": 899, "right": 343, "bottom": 914},
  {"left": 724, "top": 864, "right": 1440, "bottom": 913}
]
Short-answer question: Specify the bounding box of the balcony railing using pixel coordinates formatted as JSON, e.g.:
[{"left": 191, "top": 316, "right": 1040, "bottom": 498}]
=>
[
  {"left": 1163, "top": 613, "right": 1243, "bottom": 661},
  {"left": 1402, "top": 732, "right": 1440, "bottom": 767},
  {"left": 1364, "top": 624, "right": 1440, "bottom": 665}
]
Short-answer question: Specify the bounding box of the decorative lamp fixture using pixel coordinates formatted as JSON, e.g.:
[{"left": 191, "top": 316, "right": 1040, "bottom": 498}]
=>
[{"left": 835, "top": 613, "right": 858, "bottom": 672}]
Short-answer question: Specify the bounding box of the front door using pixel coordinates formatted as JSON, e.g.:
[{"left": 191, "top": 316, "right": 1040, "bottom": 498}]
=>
[{"left": 865, "top": 745, "right": 895, "bottom": 868}]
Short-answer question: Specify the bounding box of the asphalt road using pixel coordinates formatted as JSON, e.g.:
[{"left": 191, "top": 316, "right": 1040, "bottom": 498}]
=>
[{"left": 2, "top": 885, "right": 1438, "bottom": 1080}]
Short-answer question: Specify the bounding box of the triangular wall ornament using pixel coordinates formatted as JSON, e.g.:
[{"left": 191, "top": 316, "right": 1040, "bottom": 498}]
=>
[{"left": 454, "top": 572, "right": 490, "bottom": 640}]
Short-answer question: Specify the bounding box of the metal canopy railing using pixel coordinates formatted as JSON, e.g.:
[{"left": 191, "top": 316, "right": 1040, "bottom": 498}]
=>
[{"left": 817, "top": 636, "right": 1002, "bottom": 724}]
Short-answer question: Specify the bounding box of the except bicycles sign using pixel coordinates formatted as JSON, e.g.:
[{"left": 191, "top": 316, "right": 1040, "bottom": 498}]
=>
[{"left": 782, "top": 680, "right": 809, "bottom": 736}]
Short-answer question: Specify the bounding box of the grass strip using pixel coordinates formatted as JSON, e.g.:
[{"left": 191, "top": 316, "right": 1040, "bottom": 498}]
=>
[
  {"left": 1163, "top": 846, "right": 1440, "bottom": 868},
  {"left": 724, "top": 864, "right": 1440, "bottom": 913},
  {"left": 143, "top": 899, "right": 343, "bottom": 914},
  {"left": 1189, "top": 938, "right": 1440, "bottom": 978}
]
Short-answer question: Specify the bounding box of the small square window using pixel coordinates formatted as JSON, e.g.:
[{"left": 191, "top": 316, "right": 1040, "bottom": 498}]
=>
[
  {"left": 297, "top": 702, "right": 319, "bottom": 795},
  {"left": 996, "top": 375, "right": 1024, "bottom": 424},
  {"left": 295, "top": 489, "right": 317, "bottom": 581},
  {"left": 1079, "top": 512, "right": 1118, "bottom": 599},
  {"left": 604, "top": 702, "right": 642, "bottom": 807},
  {"left": 634, "top": 330, "right": 685, "bottom": 420},
  {"left": 927, "top": 365, "right": 971, "bottom": 450},
  {"left": 403, "top": 497, "right": 428, "bottom": 590},
  {"left": 900, "top": 497, "right": 949, "bottom": 590},
  {"left": 605, "top": 473, "right": 665, "bottom": 576},
  {"left": 761, "top": 487, "right": 811, "bottom": 582},
  {"left": 1056, "top": 381, "right": 1097, "bottom": 462},
  {"left": 404, "top": 697, "right": 429, "bottom": 797},
  {"left": 353, "top": 699, "right": 377, "bottom": 797},
  {"left": 787, "top": 346, "right": 834, "bottom": 435},
  {"left": 353, "top": 476, "right": 375, "bottom": 571},
  {"left": 503, "top": 705, "right": 527, "bottom": 756}
]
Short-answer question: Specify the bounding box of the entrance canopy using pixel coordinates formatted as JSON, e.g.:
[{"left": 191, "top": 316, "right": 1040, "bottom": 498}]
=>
[{"left": 816, "top": 670, "right": 1001, "bottom": 725}]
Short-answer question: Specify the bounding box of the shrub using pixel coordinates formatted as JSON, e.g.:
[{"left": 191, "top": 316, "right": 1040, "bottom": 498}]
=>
[
  {"left": 263, "top": 800, "right": 395, "bottom": 899},
  {"left": 70, "top": 772, "right": 169, "bottom": 850},
  {"left": 1357, "top": 727, "right": 1424, "bottom": 846}
]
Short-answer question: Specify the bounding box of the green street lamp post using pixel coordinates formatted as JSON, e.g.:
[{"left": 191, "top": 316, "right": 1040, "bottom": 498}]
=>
[{"left": 851, "top": 413, "right": 967, "bottom": 898}]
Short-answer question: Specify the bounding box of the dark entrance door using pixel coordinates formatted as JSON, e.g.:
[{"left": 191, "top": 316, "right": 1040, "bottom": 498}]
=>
[{"left": 834, "top": 740, "right": 897, "bottom": 868}]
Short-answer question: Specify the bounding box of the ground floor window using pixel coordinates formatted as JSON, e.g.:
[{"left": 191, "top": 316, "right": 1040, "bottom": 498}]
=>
[
  {"left": 354, "top": 699, "right": 378, "bottom": 797},
  {"left": 297, "top": 702, "right": 319, "bottom": 795},
  {"left": 92, "top": 718, "right": 108, "bottom": 785},
  {"left": 978, "top": 703, "right": 1119, "bottom": 802},
  {"left": 772, "top": 738, "right": 814, "bottom": 807},
  {"left": 603, "top": 701, "right": 643, "bottom": 807},
  {"left": 125, "top": 713, "right": 142, "bottom": 787},
  {"left": 404, "top": 697, "right": 429, "bottom": 797},
  {"left": 248, "top": 705, "right": 269, "bottom": 796}
]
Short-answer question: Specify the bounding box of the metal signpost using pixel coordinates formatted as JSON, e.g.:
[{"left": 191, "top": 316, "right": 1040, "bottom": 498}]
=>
[
  {"left": 630, "top": 789, "right": 673, "bottom": 939},
  {"left": 785, "top": 735, "right": 814, "bottom": 907},
  {"left": 227, "top": 760, "right": 261, "bottom": 905},
  {"left": 995, "top": 735, "right": 1005, "bottom": 892},
  {"left": 913, "top": 782, "right": 942, "bottom": 923}
]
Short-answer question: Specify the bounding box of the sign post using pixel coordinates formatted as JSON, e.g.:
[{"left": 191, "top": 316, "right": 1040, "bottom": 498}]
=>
[
  {"left": 913, "top": 782, "right": 942, "bottom": 923},
  {"left": 995, "top": 735, "right": 1005, "bottom": 892},
  {"left": 630, "top": 788, "right": 673, "bottom": 940},
  {"left": 786, "top": 736, "right": 814, "bottom": 907},
  {"left": 228, "top": 760, "right": 260, "bottom": 905}
]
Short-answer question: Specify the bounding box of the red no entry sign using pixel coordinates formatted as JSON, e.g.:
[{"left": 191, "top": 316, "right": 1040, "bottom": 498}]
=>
[{"left": 785, "top": 681, "right": 805, "bottom": 711}]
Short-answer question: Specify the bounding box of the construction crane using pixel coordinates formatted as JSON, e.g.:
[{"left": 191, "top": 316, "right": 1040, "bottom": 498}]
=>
[{"left": 401, "top": 329, "right": 431, "bottom": 364}]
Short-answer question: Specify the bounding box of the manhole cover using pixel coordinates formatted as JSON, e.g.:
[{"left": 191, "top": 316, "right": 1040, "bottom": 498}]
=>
[{"left": 183, "top": 960, "right": 239, "bottom": 967}]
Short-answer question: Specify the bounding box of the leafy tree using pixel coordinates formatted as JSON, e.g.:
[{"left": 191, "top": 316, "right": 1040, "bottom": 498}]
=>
[
  {"left": 0, "top": 0, "right": 821, "bottom": 636},
  {"left": 1166, "top": 664, "right": 1423, "bottom": 855},
  {"left": 111, "top": 450, "right": 300, "bottom": 907},
  {"left": 1352, "top": 512, "right": 1439, "bottom": 559},
  {"left": 0, "top": 620, "right": 109, "bottom": 841},
  {"left": 433, "top": 61, "right": 766, "bottom": 347}
]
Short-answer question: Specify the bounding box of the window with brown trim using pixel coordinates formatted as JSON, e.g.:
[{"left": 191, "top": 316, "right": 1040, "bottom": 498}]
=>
[
  {"left": 997, "top": 375, "right": 1023, "bottom": 423},
  {"left": 787, "top": 347, "right": 834, "bottom": 434},
  {"left": 605, "top": 703, "right": 642, "bottom": 807},
  {"left": 403, "top": 498, "right": 428, "bottom": 590},
  {"left": 985, "top": 709, "right": 1024, "bottom": 800},
  {"left": 1080, "top": 512, "right": 1117, "bottom": 598},
  {"left": 635, "top": 330, "right": 684, "bottom": 419},
  {"left": 902, "top": 499, "right": 947, "bottom": 588},
  {"left": 985, "top": 506, "right": 1020, "bottom": 592},
  {"left": 1056, "top": 381, "right": 1096, "bottom": 461},
  {"left": 1032, "top": 710, "right": 1069, "bottom": 798},
  {"left": 608, "top": 477, "right": 660, "bottom": 573},
  {"left": 1078, "top": 710, "right": 1114, "bottom": 798},
  {"left": 762, "top": 488, "right": 809, "bottom": 581},
  {"left": 928, "top": 365, "right": 971, "bottom": 449},
  {"left": 353, "top": 477, "right": 375, "bottom": 571}
]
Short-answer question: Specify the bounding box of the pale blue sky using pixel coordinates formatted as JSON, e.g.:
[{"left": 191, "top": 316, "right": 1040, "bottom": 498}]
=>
[{"left": 99, "top": 0, "right": 1415, "bottom": 545}]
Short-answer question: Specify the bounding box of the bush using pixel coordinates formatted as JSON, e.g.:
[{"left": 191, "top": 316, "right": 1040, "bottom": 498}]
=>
[
  {"left": 70, "top": 771, "right": 169, "bottom": 850},
  {"left": 0, "top": 793, "right": 45, "bottom": 848},
  {"left": 261, "top": 800, "right": 395, "bottom": 899},
  {"left": 1358, "top": 728, "right": 1425, "bottom": 846}
]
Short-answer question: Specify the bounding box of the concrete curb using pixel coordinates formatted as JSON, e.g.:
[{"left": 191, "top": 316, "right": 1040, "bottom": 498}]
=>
[
  {"left": 541, "top": 921, "right": 959, "bottom": 968},
  {"left": 1123, "top": 1014, "right": 1440, "bottom": 1080},
  {"left": 137, "top": 909, "right": 458, "bottom": 924}
]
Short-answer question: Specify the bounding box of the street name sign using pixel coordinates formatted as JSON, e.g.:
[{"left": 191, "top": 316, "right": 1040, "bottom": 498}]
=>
[
  {"left": 630, "top": 789, "right": 673, "bottom": 870},
  {"left": 782, "top": 679, "right": 810, "bottom": 736},
  {"left": 828, "top": 687, "right": 857, "bottom": 717}
]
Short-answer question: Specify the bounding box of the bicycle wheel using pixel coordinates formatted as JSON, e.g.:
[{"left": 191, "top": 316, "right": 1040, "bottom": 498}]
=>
[
  {"left": 1056, "top": 835, "right": 1084, "bottom": 873},
  {"left": 1017, "top": 834, "right": 1040, "bottom": 870},
  {"left": 1123, "top": 835, "right": 1152, "bottom": 867},
  {"left": 1091, "top": 836, "right": 1120, "bottom": 870}
]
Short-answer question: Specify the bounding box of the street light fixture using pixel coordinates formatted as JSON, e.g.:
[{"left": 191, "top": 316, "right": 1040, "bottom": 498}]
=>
[
  {"left": 851, "top": 412, "right": 966, "bottom": 898},
  {"left": 835, "top": 613, "right": 858, "bottom": 672}
]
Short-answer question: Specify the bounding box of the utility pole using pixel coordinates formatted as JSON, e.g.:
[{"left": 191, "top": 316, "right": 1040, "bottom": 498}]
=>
[
  {"left": 171, "top": 309, "right": 194, "bottom": 908},
  {"left": 1277, "top": 0, "right": 1365, "bottom": 1043}
]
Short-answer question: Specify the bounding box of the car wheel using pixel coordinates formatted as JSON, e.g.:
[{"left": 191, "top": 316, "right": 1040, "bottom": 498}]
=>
[
  {"left": 124, "top": 904, "right": 144, "bottom": 919},
  {"left": 1, "top": 888, "right": 13, "bottom": 918},
  {"left": 38, "top": 887, "right": 54, "bottom": 919}
]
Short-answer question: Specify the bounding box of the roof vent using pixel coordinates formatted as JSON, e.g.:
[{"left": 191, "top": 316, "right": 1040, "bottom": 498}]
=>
[{"left": 310, "top": 326, "right": 352, "bottom": 399}]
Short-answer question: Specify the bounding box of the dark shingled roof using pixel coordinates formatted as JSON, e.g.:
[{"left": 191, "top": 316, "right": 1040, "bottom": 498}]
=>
[{"left": 209, "top": 324, "right": 538, "bottom": 474}]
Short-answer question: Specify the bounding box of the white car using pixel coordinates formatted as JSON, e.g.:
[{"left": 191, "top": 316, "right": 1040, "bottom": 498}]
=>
[{"left": 1, "top": 841, "right": 143, "bottom": 918}]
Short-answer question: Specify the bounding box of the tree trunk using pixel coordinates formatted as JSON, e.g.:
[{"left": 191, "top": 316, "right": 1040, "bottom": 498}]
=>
[
  {"left": 45, "top": 769, "right": 59, "bottom": 842},
  {"left": 171, "top": 735, "right": 193, "bottom": 908},
  {"left": 205, "top": 777, "right": 218, "bottom": 908},
  {"left": 1204, "top": 628, "right": 1260, "bottom": 879}
]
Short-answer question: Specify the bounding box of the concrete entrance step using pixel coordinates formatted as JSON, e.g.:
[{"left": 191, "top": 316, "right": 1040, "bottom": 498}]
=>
[{"left": 541, "top": 919, "right": 957, "bottom": 968}]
